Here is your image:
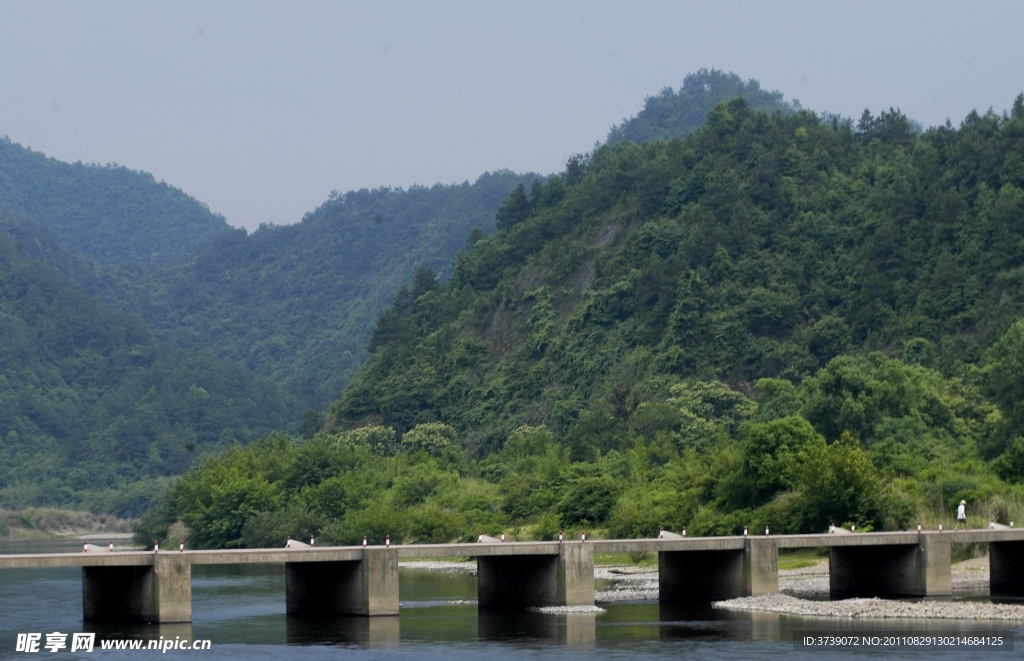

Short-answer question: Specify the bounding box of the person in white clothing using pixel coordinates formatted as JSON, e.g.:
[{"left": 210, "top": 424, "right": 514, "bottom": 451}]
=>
[{"left": 954, "top": 499, "right": 967, "bottom": 531}]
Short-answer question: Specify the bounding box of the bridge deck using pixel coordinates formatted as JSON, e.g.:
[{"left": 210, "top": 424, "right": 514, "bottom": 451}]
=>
[{"left": 1, "top": 530, "right": 1021, "bottom": 569}]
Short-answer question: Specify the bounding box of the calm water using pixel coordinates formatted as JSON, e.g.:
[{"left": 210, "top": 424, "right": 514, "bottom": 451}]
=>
[{"left": 1, "top": 539, "right": 1019, "bottom": 659}]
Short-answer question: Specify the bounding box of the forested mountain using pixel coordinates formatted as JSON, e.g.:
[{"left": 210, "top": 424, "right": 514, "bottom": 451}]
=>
[
  {"left": 606, "top": 69, "right": 799, "bottom": 145},
  {"left": 0, "top": 133, "right": 535, "bottom": 409},
  {"left": 138, "top": 95, "right": 1024, "bottom": 549},
  {"left": 127, "top": 172, "right": 536, "bottom": 408},
  {"left": 5, "top": 70, "right": 825, "bottom": 525},
  {"left": 3, "top": 69, "right": 779, "bottom": 415},
  {"left": 0, "top": 222, "right": 292, "bottom": 516},
  {"left": 0, "top": 137, "right": 230, "bottom": 265},
  {"left": 333, "top": 99, "right": 1024, "bottom": 447}
]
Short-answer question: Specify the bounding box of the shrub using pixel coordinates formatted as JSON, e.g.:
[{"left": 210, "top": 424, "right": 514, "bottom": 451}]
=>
[{"left": 556, "top": 476, "right": 621, "bottom": 525}]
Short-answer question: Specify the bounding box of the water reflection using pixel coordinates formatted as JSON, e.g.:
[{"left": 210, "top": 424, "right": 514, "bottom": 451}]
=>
[
  {"left": 657, "top": 603, "right": 748, "bottom": 642},
  {"left": 285, "top": 615, "right": 399, "bottom": 647},
  {"left": 477, "top": 611, "right": 595, "bottom": 646}
]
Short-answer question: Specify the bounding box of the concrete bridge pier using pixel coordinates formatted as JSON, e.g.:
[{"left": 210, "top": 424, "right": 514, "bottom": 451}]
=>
[
  {"left": 990, "top": 540, "right": 1024, "bottom": 598},
  {"left": 829, "top": 535, "right": 950, "bottom": 598},
  {"left": 285, "top": 548, "right": 399, "bottom": 616},
  {"left": 659, "top": 538, "right": 778, "bottom": 602},
  {"left": 477, "top": 542, "right": 594, "bottom": 609},
  {"left": 83, "top": 555, "right": 191, "bottom": 623}
]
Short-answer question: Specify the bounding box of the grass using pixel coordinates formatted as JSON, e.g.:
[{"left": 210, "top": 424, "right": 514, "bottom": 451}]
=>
[
  {"left": 595, "top": 552, "right": 658, "bottom": 567},
  {"left": 778, "top": 548, "right": 827, "bottom": 571}
]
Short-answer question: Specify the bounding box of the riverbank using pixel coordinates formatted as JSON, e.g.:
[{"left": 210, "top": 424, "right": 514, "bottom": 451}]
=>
[
  {"left": 713, "top": 593, "right": 1024, "bottom": 620},
  {"left": 0, "top": 508, "right": 132, "bottom": 540}
]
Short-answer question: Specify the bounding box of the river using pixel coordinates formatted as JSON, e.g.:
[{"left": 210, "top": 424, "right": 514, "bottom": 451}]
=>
[{"left": 1, "top": 539, "right": 1019, "bottom": 659}]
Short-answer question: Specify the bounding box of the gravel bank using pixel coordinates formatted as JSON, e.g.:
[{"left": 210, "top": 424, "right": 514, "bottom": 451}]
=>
[
  {"left": 595, "top": 565, "right": 658, "bottom": 603},
  {"left": 951, "top": 556, "right": 990, "bottom": 591},
  {"left": 528, "top": 606, "right": 607, "bottom": 614},
  {"left": 399, "top": 560, "right": 477, "bottom": 573},
  {"left": 713, "top": 593, "right": 1024, "bottom": 621},
  {"left": 780, "top": 559, "right": 830, "bottom": 596}
]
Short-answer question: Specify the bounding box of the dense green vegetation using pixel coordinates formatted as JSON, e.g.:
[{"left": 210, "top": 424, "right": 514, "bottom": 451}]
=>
[
  {"left": 0, "top": 225, "right": 292, "bottom": 516},
  {"left": 139, "top": 95, "right": 1024, "bottom": 548},
  {"left": 0, "top": 137, "right": 230, "bottom": 265},
  {"left": 606, "top": 69, "right": 798, "bottom": 145},
  {"left": 136, "top": 348, "right": 1024, "bottom": 548}
]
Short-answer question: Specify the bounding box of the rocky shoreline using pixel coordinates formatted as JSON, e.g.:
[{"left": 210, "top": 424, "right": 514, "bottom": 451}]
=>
[
  {"left": 595, "top": 564, "right": 659, "bottom": 603},
  {"left": 713, "top": 594, "right": 1024, "bottom": 621},
  {"left": 399, "top": 560, "right": 477, "bottom": 573}
]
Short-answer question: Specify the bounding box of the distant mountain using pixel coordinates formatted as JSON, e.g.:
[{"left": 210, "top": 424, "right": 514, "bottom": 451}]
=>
[
  {"left": 129, "top": 172, "right": 537, "bottom": 409},
  {"left": 0, "top": 221, "right": 293, "bottom": 516},
  {"left": 0, "top": 135, "right": 537, "bottom": 410},
  {"left": 0, "top": 137, "right": 230, "bottom": 265},
  {"left": 606, "top": 69, "right": 799, "bottom": 145}
]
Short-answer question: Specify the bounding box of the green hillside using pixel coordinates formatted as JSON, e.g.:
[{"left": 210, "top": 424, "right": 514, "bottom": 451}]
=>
[
  {"left": 606, "top": 69, "right": 799, "bottom": 145},
  {"left": 140, "top": 96, "right": 1024, "bottom": 548},
  {"left": 0, "top": 223, "right": 293, "bottom": 516},
  {"left": 128, "top": 172, "right": 535, "bottom": 408},
  {"left": 125, "top": 70, "right": 793, "bottom": 412},
  {"left": 0, "top": 137, "right": 229, "bottom": 265},
  {"left": 1, "top": 70, "right": 784, "bottom": 414},
  {"left": 333, "top": 99, "right": 1024, "bottom": 447}
]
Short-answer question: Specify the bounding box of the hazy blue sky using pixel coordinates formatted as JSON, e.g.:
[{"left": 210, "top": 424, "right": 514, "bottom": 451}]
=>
[{"left": 1, "top": 1, "right": 1022, "bottom": 230}]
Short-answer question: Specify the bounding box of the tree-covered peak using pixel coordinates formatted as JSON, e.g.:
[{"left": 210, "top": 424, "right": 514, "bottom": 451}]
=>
[
  {"left": 0, "top": 137, "right": 230, "bottom": 265},
  {"left": 605, "top": 69, "right": 800, "bottom": 146}
]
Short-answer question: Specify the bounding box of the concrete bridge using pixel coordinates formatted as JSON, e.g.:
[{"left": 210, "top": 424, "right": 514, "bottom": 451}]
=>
[{"left": 1, "top": 529, "right": 1022, "bottom": 623}]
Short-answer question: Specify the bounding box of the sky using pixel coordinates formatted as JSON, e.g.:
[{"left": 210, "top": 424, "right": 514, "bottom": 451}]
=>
[{"left": 1, "top": 1, "right": 1022, "bottom": 231}]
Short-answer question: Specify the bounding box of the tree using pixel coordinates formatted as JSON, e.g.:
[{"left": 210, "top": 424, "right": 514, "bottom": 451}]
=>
[
  {"left": 795, "top": 431, "right": 882, "bottom": 531},
  {"left": 401, "top": 423, "right": 458, "bottom": 457},
  {"left": 495, "top": 183, "right": 532, "bottom": 231},
  {"left": 741, "top": 416, "right": 821, "bottom": 504},
  {"left": 989, "top": 320, "right": 1024, "bottom": 438},
  {"left": 993, "top": 437, "right": 1024, "bottom": 484}
]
